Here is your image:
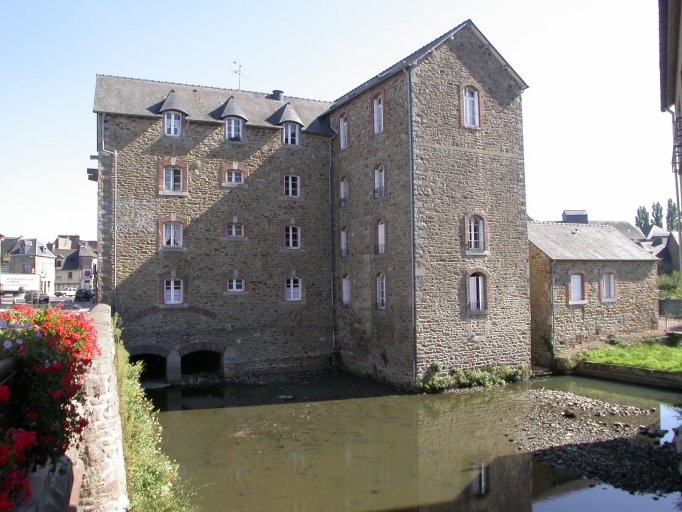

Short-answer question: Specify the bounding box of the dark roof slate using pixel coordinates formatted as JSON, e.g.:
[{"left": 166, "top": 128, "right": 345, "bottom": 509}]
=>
[
  {"left": 278, "top": 103, "right": 303, "bottom": 125},
  {"left": 220, "top": 96, "right": 248, "bottom": 121},
  {"left": 159, "top": 90, "right": 189, "bottom": 115},
  {"left": 589, "top": 221, "right": 645, "bottom": 241},
  {"left": 54, "top": 249, "right": 79, "bottom": 270}
]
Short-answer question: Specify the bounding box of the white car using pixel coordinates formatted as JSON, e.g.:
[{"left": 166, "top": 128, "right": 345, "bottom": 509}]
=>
[{"left": 55, "top": 288, "right": 77, "bottom": 297}]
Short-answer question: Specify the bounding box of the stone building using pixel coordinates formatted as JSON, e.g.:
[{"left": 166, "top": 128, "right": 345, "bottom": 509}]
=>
[
  {"left": 528, "top": 222, "right": 659, "bottom": 367},
  {"left": 93, "top": 20, "right": 531, "bottom": 385},
  {"left": 0, "top": 237, "right": 56, "bottom": 294},
  {"left": 54, "top": 246, "right": 98, "bottom": 292}
]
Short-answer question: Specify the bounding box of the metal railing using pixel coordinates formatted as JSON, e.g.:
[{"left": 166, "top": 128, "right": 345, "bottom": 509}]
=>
[
  {"left": 468, "top": 301, "right": 488, "bottom": 314},
  {"left": 342, "top": 300, "right": 351, "bottom": 308},
  {"left": 376, "top": 300, "right": 386, "bottom": 310}
]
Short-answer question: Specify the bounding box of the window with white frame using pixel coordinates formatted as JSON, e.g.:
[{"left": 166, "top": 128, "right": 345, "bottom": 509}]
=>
[
  {"left": 339, "top": 114, "right": 348, "bottom": 149},
  {"left": 285, "top": 277, "right": 302, "bottom": 301},
  {"left": 164, "top": 112, "right": 183, "bottom": 137},
  {"left": 164, "top": 167, "right": 182, "bottom": 192},
  {"left": 342, "top": 276, "right": 351, "bottom": 307},
  {"left": 284, "top": 226, "right": 301, "bottom": 249},
  {"left": 283, "top": 123, "right": 300, "bottom": 145},
  {"left": 463, "top": 88, "right": 480, "bottom": 128},
  {"left": 374, "top": 165, "right": 385, "bottom": 199},
  {"left": 340, "top": 228, "right": 349, "bottom": 257},
  {"left": 339, "top": 177, "right": 349, "bottom": 207},
  {"left": 377, "top": 221, "right": 386, "bottom": 254},
  {"left": 602, "top": 272, "right": 615, "bottom": 301},
  {"left": 373, "top": 95, "right": 384, "bottom": 134},
  {"left": 376, "top": 273, "right": 386, "bottom": 310},
  {"left": 164, "top": 278, "right": 183, "bottom": 304},
  {"left": 163, "top": 222, "right": 183, "bottom": 247},
  {"left": 569, "top": 273, "right": 585, "bottom": 303},
  {"left": 227, "top": 278, "right": 244, "bottom": 292},
  {"left": 284, "top": 174, "right": 300, "bottom": 197},
  {"left": 468, "top": 216, "right": 484, "bottom": 251},
  {"left": 468, "top": 272, "right": 486, "bottom": 312},
  {"left": 225, "top": 171, "right": 243, "bottom": 184},
  {"left": 225, "top": 117, "right": 243, "bottom": 141},
  {"left": 225, "top": 224, "right": 244, "bottom": 237}
]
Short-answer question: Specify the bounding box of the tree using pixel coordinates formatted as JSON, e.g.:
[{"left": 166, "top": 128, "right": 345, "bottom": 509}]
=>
[
  {"left": 666, "top": 198, "right": 679, "bottom": 232},
  {"left": 635, "top": 206, "right": 650, "bottom": 228},
  {"left": 652, "top": 202, "right": 663, "bottom": 228}
]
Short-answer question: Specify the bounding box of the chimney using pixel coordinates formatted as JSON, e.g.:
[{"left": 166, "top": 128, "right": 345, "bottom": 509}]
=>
[
  {"left": 272, "top": 90, "right": 284, "bottom": 101},
  {"left": 562, "top": 210, "right": 588, "bottom": 224}
]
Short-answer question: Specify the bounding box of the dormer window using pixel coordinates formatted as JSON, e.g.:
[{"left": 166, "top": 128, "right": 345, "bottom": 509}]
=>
[
  {"left": 164, "top": 112, "right": 183, "bottom": 137},
  {"left": 57, "top": 259, "right": 63, "bottom": 268},
  {"left": 283, "top": 123, "right": 300, "bottom": 145},
  {"left": 225, "top": 117, "right": 243, "bottom": 142}
]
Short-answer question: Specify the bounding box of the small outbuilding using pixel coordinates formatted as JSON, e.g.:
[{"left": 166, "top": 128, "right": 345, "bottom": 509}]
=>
[{"left": 528, "top": 222, "right": 659, "bottom": 367}]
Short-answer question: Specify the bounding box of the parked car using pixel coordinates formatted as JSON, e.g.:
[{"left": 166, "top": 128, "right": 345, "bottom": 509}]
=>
[
  {"left": 74, "top": 289, "right": 91, "bottom": 301},
  {"left": 55, "top": 288, "right": 77, "bottom": 297},
  {"left": 24, "top": 290, "right": 49, "bottom": 304}
]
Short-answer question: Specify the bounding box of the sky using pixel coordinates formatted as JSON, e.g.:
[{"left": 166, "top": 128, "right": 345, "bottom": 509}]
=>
[{"left": 0, "top": 0, "right": 675, "bottom": 242}]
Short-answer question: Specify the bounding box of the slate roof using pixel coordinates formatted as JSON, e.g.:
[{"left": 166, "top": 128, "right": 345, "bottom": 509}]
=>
[
  {"left": 54, "top": 249, "right": 80, "bottom": 271},
  {"left": 94, "top": 75, "right": 334, "bottom": 134},
  {"left": 641, "top": 225, "right": 670, "bottom": 239},
  {"left": 589, "top": 221, "right": 645, "bottom": 241},
  {"left": 220, "top": 96, "right": 248, "bottom": 121},
  {"left": 3, "top": 238, "right": 55, "bottom": 258},
  {"left": 528, "top": 222, "right": 658, "bottom": 261},
  {"left": 159, "top": 90, "right": 189, "bottom": 115},
  {"left": 78, "top": 246, "right": 97, "bottom": 258},
  {"left": 278, "top": 103, "right": 303, "bottom": 125}
]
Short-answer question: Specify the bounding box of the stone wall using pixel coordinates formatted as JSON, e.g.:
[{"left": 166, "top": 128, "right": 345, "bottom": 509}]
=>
[
  {"left": 411, "top": 25, "right": 531, "bottom": 376},
  {"left": 97, "top": 112, "right": 335, "bottom": 376},
  {"left": 529, "top": 243, "right": 553, "bottom": 367}
]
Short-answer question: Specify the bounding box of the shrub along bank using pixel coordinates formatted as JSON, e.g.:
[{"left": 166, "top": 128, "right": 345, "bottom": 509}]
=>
[{"left": 416, "top": 362, "right": 530, "bottom": 393}]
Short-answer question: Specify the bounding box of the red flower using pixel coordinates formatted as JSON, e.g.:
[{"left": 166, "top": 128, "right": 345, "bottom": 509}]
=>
[{"left": 0, "top": 386, "right": 10, "bottom": 404}]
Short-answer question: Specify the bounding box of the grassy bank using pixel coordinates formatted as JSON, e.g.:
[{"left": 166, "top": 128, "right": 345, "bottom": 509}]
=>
[
  {"left": 582, "top": 343, "right": 682, "bottom": 373},
  {"left": 113, "top": 315, "right": 197, "bottom": 512}
]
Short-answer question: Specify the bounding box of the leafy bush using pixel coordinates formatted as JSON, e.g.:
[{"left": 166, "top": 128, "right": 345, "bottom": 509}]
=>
[
  {"left": 113, "top": 315, "right": 197, "bottom": 512},
  {"left": 659, "top": 271, "right": 681, "bottom": 298},
  {"left": 416, "top": 362, "right": 454, "bottom": 393},
  {"left": 417, "top": 362, "right": 530, "bottom": 392}
]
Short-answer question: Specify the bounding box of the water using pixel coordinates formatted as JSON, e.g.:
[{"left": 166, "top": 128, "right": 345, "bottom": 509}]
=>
[{"left": 147, "top": 374, "right": 682, "bottom": 511}]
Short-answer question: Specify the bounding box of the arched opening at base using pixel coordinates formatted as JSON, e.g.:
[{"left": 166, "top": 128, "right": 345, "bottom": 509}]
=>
[
  {"left": 129, "top": 354, "right": 167, "bottom": 381},
  {"left": 181, "top": 350, "right": 221, "bottom": 375}
]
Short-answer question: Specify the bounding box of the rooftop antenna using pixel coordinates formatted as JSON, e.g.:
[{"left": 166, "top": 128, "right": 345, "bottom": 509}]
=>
[{"left": 231, "top": 61, "right": 250, "bottom": 91}]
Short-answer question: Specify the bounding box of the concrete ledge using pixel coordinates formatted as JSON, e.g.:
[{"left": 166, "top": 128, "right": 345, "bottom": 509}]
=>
[{"left": 576, "top": 361, "right": 682, "bottom": 390}]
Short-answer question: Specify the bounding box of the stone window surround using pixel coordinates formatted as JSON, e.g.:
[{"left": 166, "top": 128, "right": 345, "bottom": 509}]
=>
[
  {"left": 465, "top": 267, "right": 490, "bottom": 315},
  {"left": 279, "top": 168, "right": 305, "bottom": 199},
  {"left": 374, "top": 271, "right": 387, "bottom": 311},
  {"left": 338, "top": 108, "right": 350, "bottom": 150},
  {"left": 373, "top": 216, "right": 387, "bottom": 256},
  {"left": 157, "top": 158, "right": 189, "bottom": 196},
  {"left": 339, "top": 173, "right": 351, "bottom": 208},
  {"left": 158, "top": 214, "right": 188, "bottom": 250},
  {"left": 567, "top": 268, "right": 588, "bottom": 305},
  {"left": 220, "top": 162, "right": 249, "bottom": 187},
  {"left": 464, "top": 210, "right": 490, "bottom": 256},
  {"left": 158, "top": 270, "right": 188, "bottom": 307},
  {"left": 223, "top": 270, "right": 250, "bottom": 295},
  {"left": 281, "top": 218, "right": 305, "bottom": 250},
  {"left": 163, "top": 111, "right": 185, "bottom": 138},
  {"left": 460, "top": 84, "right": 484, "bottom": 130},
  {"left": 222, "top": 216, "right": 249, "bottom": 239},
  {"left": 281, "top": 270, "right": 306, "bottom": 302},
  {"left": 371, "top": 88, "right": 386, "bottom": 137},
  {"left": 599, "top": 267, "right": 618, "bottom": 303},
  {"left": 373, "top": 162, "right": 387, "bottom": 201},
  {"left": 224, "top": 117, "right": 245, "bottom": 142}
]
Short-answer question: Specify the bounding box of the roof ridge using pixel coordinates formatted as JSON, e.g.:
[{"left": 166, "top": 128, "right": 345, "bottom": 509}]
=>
[{"left": 95, "top": 74, "right": 333, "bottom": 104}]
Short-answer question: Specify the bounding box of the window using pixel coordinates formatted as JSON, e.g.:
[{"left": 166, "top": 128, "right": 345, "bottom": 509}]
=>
[
  {"left": 463, "top": 88, "right": 480, "bottom": 128},
  {"left": 283, "top": 123, "right": 300, "bottom": 145},
  {"left": 284, "top": 226, "right": 301, "bottom": 249},
  {"left": 164, "top": 278, "right": 183, "bottom": 304},
  {"left": 164, "top": 167, "right": 182, "bottom": 192},
  {"left": 569, "top": 273, "right": 585, "bottom": 303},
  {"left": 339, "top": 114, "right": 348, "bottom": 149},
  {"left": 221, "top": 162, "right": 248, "bottom": 187},
  {"left": 224, "top": 271, "right": 249, "bottom": 294},
  {"left": 377, "top": 221, "right": 386, "bottom": 254},
  {"left": 468, "top": 272, "right": 486, "bottom": 313},
  {"left": 164, "top": 222, "right": 183, "bottom": 247},
  {"left": 225, "top": 171, "right": 243, "bottom": 184},
  {"left": 340, "top": 228, "right": 349, "bottom": 257},
  {"left": 56, "top": 259, "right": 63, "bottom": 268},
  {"left": 284, "top": 174, "right": 300, "bottom": 197},
  {"left": 339, "top": 177, "right": 349, "bottom": 207},
  {"left": 602, "top": 272, "right": 616, "bottom": 301},
  {"left": 468, "top": 216, "right": 484, "bottom": 251},
  {"left": 225, "top": 117, "right": 243, "bottom": 141},
  {"left": 342, "top": 276, "right": 351, "bottom": 307},
  {"left": 22, "top": 264, "right": 30, "bottom": 274},
  {"left": 376, "top": 273, "right": 386, "bottom": 310},
  {"left": 67, "top": 271, "right": 73, "bottom": 279},
  {"left": 373, "top": 95, "right": 384, "bottom": 134},
  {"left": 226, "top": 224, "right": 244, "bottom": 237},
  {"left": 285, "top": 278, "right": 302, "bottom": 301},
  {"left": 374, "top": 165, "right": 385, "bottom": 199},
  {"left": 227, "top": 278, "right": 244, "bottom": 292},
  {"left": 164, "top": 112, "right": 182, "bottom": 137}
]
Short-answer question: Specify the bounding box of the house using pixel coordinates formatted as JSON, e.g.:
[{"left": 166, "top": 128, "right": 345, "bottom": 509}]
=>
[
  {"left": 528, "top": 222, "right": 659, "bottom": 367},
  {"left": 0, "top": 237, "right": 56, "bottom": 294},
  {"left": 92, "top": 20, "right": 531, "bottom": 385},
  {"left": 54, "top": 246, "right": 98, "bottom": 292}
]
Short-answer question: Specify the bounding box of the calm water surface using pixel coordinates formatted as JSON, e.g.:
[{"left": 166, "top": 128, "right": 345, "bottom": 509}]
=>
[{"left": 147, "top": 375, "right": 682, "bottom": 511}]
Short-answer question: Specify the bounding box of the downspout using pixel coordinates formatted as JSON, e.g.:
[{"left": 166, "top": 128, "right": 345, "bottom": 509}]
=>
[
  {"left": 404, "top": 66, "right": 417, "bottom": 383},
  {"left": 666, "top": 107, "right": 682, "bottom": 286},
  {"left": 328, "top": 131, "right": 337, "bottom": 354},
  {"left": 100, "top": 112, "right": 118, "bottom": 313},
  {"left": 550, "top": 259, "right": 556, "bottom": 358}
]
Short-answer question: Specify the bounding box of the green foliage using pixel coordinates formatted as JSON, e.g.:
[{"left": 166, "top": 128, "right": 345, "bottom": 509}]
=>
[
  {"left": 659, "top": 271, "right": 681, "bottom": 298},
  {"left": 554, "top": 353, "right": 583, "bottom": 371},
  {"left": 527, "top": 213, "right": 534, "bottom": 221},
  {"left": 416, "top": 362, "right": 454, "bottom": 393},
  {"left": 113, "top": 315, "right": 197, "bottom": 512},
  {"left": 652, "top": 201, "right": 663, "bottom": 228},
  {"left": 583, "top": 340, "right": 682, "bottom": 373},
  {"left": 453, "top": 364, "right": 530, "bottom": 389},
  {"left": 635, "top": 206, "right": 650, "bottom": 228},
  {"left": 666, "top": 198, "right": 679, "bottom": 232}
]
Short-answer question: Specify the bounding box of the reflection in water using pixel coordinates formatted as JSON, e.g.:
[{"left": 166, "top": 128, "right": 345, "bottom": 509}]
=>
[{"left": 150, "top": 377, "right": 682, "bottom": 511}]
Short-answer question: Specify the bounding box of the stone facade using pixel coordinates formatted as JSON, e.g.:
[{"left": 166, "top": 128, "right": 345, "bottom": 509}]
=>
[{"left": 95, "top": 20, "right": 532, "bottom": 385}]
